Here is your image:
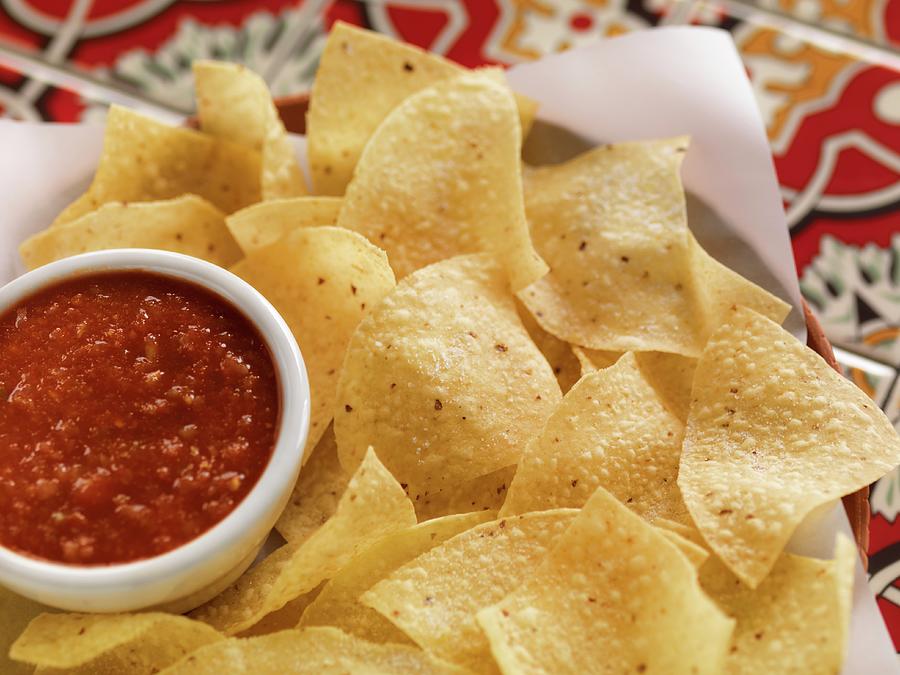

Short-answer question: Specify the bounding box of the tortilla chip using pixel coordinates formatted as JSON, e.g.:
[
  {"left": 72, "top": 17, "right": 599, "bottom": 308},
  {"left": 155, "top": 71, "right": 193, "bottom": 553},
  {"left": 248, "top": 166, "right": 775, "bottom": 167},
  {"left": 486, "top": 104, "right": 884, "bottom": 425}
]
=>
[
  {"left": 231, "top": 226, "right": 396, "bottom": 456},
  {"left": 226, "top": 197, "right": 341, "bottom": 254},
  {"left": 518, "top": 139, "right": 790, "bottom": 356},
  {"left": 190, "top": 449, "right": 416, "bottom": 635},
  {"left": 298, "top": 511, "right": 494, "bottom": 643},
  {"left": 10, "top": 613, "right": 222, "bottom": 673},
  {"left": 1, "top": 586, "right": 54, "bottom": 675},
  {"left": 415, "top": 465, "right": 516, "bottom": 522},
  {"left": 572, "top": 346, "right": 621, "bottom": 374},
  {"left": 700, "top": 535, "right": 856, "bottom": 674},
  {"left": 635, "top": 352, "right": 697, "bottom": 422},
  {"left": 53, "top": 106, "right": 261, "bottom": 226},
  {"left": 160, "top": 626, "right": 466, "bottom": 674},
  {"left": 655, "top": 517, "right": 707, "bottom": 547},
  {"left": 679, "top": 306, "right": 900, "bottom": 587},
  {"left": 477, "top": 488, "right": 734, "bottom": 675},
  {"left": 275, "top": 426, "right": 349, "bottom": 544},
  {"left": 21, "top": 195, "right": 241, "bottom": 271},
  {"left": 577, "top": 348, "right": 696, "bottom": 422},
  {"left": 362, "top": 510, "right": 578, "bottom": 673},
  {"left": 518, "top": 138, "right": 694, "bottom": 353},
  {"left": 193, "top": 61, "right": 307, "bottom": 200},
  {"left": 688, "top": 232, "right": 791, "bottom": 336},
  {"left": 517, "top": 300, "right": 582, "bottom": 393},
  {"left": 501, "top": 352, "right": 688, "bottom": 524},
  {"left": 334, "top": 254, "right": 560, "bottom": 498},
  {"left": 236, "top": 585, "right": 324, "bottom": 639},
  {"left": 308, "top": 22, "right": 536, "bottom": 195},
  {"left": 336, "top": 71, "right": 547, "bottom": 291},
  {"left": 51, "top": 192, "right": 96, "bottom": 228},
  {"left": 657, "top": 527, "right": 710, "bottom": 568}
]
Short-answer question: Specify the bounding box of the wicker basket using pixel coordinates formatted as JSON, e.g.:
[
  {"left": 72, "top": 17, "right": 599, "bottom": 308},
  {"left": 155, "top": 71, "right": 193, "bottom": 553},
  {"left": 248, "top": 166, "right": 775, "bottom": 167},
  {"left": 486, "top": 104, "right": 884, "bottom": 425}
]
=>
[{"left": 268, "top": 94, "right": 870, "bottom": 565}]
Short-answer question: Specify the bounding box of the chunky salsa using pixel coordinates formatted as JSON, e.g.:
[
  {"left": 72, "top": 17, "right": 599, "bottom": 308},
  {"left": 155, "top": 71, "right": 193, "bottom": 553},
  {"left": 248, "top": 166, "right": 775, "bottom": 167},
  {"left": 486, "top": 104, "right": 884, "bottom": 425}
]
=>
[{"left": 0, "top": 271, "right": 279, "bottom": 565}]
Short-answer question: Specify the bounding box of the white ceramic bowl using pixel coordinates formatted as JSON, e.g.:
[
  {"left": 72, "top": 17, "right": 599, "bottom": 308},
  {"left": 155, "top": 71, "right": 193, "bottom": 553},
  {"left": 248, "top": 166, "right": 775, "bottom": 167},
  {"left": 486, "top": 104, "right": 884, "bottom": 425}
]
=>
[{"left": 0, "top": 249, "right": 310, "bottom": 612}]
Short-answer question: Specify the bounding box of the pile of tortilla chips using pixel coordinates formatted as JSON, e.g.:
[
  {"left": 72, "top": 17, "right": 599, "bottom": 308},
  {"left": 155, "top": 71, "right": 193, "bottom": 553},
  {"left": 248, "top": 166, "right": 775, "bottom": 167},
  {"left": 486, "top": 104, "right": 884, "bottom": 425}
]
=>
[{"left": 6, "top": 22, "right": 900, "bottom": 675}]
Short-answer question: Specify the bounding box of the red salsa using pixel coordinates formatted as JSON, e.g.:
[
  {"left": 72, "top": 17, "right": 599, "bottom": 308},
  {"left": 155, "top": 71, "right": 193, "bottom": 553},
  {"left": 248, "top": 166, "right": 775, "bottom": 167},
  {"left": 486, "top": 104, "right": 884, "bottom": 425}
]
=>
[{"left": 0, "top": 272, "right": 279, "bottom": 565}]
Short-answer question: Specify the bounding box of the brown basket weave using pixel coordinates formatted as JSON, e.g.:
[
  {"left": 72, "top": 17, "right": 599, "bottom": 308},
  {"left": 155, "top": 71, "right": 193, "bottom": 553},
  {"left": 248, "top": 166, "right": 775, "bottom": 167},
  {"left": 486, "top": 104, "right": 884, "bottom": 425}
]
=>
[{"left": 267, "top": 94, "right": 870, "bottom": 565}]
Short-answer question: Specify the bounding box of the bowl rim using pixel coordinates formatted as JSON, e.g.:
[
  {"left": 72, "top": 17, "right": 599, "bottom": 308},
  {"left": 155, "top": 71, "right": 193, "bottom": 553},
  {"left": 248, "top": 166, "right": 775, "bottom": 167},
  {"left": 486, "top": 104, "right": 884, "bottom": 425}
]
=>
[{"left": 0, "top": 249, "right": 310, "bottom": 599}]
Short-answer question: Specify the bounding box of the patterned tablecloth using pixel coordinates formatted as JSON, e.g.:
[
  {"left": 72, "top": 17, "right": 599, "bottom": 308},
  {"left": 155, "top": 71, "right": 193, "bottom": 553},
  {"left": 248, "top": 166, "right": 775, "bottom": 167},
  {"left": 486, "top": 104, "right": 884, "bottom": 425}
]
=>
[{"left": 0, "top": 0, "right": 898, "bottom": 655}]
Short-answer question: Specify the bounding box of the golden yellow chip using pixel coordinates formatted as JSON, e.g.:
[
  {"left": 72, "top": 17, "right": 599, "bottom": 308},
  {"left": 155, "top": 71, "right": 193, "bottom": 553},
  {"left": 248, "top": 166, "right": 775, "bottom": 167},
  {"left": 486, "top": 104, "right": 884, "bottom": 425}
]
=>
[
  {"left": 415, "top": 465, "right": 515, "bottom": 522},
  {"left": 53, "top": 106, "right": 261, "bottom": 226},
  {"left": 275, "top": 426, "right": 349, "bottom": 544},
  {"left": 501, "top": 352, "right": 688, "bottom": 524},
  {"left": 193, "top": 61, "right": 307, "bottom": 200},
  {"left": 635, "top": 351, "right": 697, "bottom": 422},
  {"left": 226, "top": 197, "right": 341, "bottom": 254},
  {"left": 362, "top": 510, "right": 577, "bottom": 673},
  {"left": 657, "top": 527, "right": 709, "bottom": 568},
  {"left": 700, "top": 535, "right": 856, "bottom": 674},
  {"left": 52, "top": 192, "right": 98, "bottom": 228},
  {"left": 688, "top": 232, "right": 791, "bottom": 336},
  {"left": 517, "top": 300, "right": 582, "bottom": 393},
  {"left": 190, "top": 449, "right": 416, "bottom": 635},
  {"left": 160, "top": 626, "right": 466, "bottom": 674},
  {"left": 10, "top": 612, "right": 222, "bottom": 673},
  {"left": 577, "top": 348, "right": 696, "bottom": 422},
  {"left": 1, "top": 586, "right": 54, "bottom": 675},
  {"left": 518, "top": 139, "right": 790, "bottom": 355},
  {"left": 308, "top": 22, "right": 536, "bottom": 196},
  {"left": 518, "top": 138, "right": 693, "bottom": 352},
  {"left": 21, "top": 195, "right": 241, "bottom": 271},
  {"left": 336, "top": 72, "right": 547, "bottom": 291},
  {"left": 231, "top": 226, "right": 396, "bottom": 456},
  {"left": 655, "top": 517, "right": 707, "bottom": 547},
  {"left": 334, "top": 254, "right": 560, "bottom": 498},
  {"left": 298, "top": 511, "right": 494, "bottom": 643},
  {"left": 236, "top": 585, "right": 324, "bottom": 639},
  {"left": 572, "top": 346, "right": 621, "bottom": 374},
  {"left": 680, "top": 306, "right": 900, "bottom": 587},
  {"left": 477, "top": 488, "right": 734, "bottom": 675}
]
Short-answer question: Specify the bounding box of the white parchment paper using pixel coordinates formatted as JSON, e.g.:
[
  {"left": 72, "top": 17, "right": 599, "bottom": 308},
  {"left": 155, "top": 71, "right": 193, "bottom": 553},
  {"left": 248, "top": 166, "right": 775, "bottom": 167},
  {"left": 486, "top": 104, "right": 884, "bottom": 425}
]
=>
[{"left": 0, "top": 26, "right": 894, "bottom": 673}]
